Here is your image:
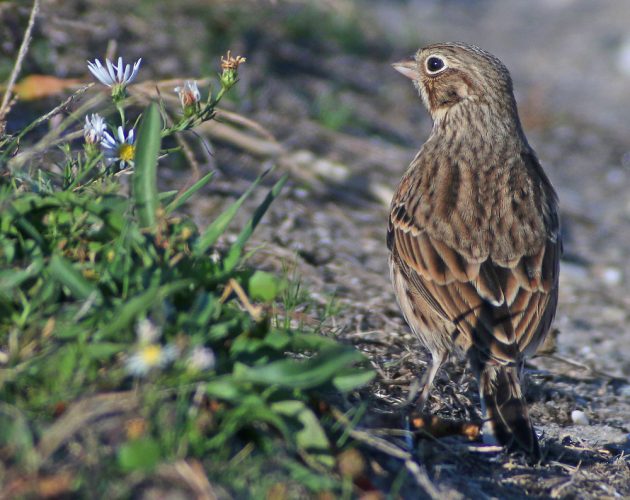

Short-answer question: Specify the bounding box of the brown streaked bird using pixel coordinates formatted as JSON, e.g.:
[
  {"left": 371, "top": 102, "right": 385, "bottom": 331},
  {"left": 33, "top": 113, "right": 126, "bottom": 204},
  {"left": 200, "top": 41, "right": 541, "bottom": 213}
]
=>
[{"left": 389, "top": 42, "right": 560, "bottom": 459}]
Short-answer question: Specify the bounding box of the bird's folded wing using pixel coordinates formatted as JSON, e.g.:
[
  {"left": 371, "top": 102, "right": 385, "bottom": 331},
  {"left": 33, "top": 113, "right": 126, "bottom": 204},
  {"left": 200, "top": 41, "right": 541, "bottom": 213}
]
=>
[{"left": 388, "top": 206, "right": 560, "bottom": 364}]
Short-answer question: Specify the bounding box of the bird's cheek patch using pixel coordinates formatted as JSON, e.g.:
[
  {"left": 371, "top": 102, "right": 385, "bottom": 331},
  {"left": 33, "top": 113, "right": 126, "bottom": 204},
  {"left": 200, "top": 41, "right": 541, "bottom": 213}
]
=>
[{"left": 454, "top": 81, "right": 470, "bottom": 99}]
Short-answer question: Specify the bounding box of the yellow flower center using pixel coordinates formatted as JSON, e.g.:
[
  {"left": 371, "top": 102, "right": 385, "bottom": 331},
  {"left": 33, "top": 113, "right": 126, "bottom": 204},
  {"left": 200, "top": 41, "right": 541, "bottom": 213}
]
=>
[
  {"left": 118, "top": 143, "right": 135, "bottom": 163},
  {"left": 139, "top": 344, "right": 162, "bottom": 367}
]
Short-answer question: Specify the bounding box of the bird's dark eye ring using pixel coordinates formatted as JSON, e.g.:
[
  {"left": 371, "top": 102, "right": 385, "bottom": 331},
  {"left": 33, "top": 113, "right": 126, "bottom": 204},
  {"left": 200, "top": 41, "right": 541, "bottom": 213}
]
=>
[{"left": 426, "top": 56, "right": 446, "bottom": 74}]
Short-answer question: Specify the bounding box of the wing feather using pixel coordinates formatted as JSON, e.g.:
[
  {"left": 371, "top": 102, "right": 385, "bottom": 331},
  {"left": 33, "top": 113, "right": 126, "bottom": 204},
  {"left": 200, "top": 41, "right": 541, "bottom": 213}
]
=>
[{"left": 389, "top": 200, "right": 559, "bottom": 365}]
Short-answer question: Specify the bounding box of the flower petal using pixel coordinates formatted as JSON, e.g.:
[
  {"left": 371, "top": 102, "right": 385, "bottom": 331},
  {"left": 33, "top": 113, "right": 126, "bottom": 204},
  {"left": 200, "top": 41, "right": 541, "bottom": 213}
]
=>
[
  {"left": 122, "top": 63, "right": 131, "bottom": 84},
  {"left": 106, "top": 58, "right": 117, "bottom": 83},
  {"left": 129, "top": 58, "right": 142, "bottom": 83},
  {"left": 116, "top": 56, "right": 124, "bottom": 82}
]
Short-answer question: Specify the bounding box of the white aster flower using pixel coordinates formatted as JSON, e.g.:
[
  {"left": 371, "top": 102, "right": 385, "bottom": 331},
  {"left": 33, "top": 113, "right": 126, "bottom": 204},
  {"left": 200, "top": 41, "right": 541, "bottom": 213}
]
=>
[
  {"left": 101, "top": 126, "right": 135, "bottom": 169},
  {"left": 186, "top": 346, "right": 216, "bottom": 372},
  {"left": 136, "top": 318, "right": 161, "bottom": 345},
  {"left": 87, "top": 56, "right": 142, "bottom": 88},
  {"left": 125, "top": 343, "right": 179, "bottom": 377},
  {"left": 174, "top": 80, "right": 201, "bottom": 114},
  {"left": 83, "top": 113, "right": 107, "bottom": 144}
]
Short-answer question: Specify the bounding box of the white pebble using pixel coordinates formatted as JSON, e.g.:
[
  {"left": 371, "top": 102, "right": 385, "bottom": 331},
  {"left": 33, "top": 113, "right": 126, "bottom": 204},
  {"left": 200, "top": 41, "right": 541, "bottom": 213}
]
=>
[
  {"left": 571, "top": 410, "right": 590, "bottom": 426},
  {"left": 601, "top": 267, "right": 622, "bottom": 286}
]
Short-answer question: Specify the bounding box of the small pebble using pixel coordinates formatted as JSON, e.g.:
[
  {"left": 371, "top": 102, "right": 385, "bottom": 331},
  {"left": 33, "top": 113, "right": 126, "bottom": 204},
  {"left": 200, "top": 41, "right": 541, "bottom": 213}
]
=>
[
  {"left": 600, "top": 267, "right": 623, "bottom": 286},
  {"left": 579, "top": 345, "right": 592, "bottom": 356},
  {"left": 571, "top": 410, "right": 590, "bottom": 426}
]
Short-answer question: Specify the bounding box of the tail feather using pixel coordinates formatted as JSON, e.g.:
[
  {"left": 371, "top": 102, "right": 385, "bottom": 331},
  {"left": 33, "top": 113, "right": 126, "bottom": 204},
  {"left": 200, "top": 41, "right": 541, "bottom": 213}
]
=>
[{"left": 479, "top": 364, "right": 540, "bottom": 460}]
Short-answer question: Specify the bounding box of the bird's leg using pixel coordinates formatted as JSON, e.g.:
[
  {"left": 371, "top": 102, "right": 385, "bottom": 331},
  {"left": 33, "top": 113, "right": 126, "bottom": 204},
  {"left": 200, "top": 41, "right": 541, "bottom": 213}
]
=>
[{"left": 416, "top": 350, "right": 447, "bottom": 410}]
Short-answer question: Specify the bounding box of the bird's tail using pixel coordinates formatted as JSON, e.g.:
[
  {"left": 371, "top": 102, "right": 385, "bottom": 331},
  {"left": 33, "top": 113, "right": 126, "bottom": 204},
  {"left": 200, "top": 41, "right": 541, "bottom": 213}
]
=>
[{"left": 479, "top": 364, "right": 540, "bottom": 461}]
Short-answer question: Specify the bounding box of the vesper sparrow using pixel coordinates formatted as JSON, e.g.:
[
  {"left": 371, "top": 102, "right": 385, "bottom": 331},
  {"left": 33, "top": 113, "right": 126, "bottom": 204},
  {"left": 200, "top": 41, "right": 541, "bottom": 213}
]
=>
[{"left": 389, "top": 42, "right": 561, "bottom": 458}]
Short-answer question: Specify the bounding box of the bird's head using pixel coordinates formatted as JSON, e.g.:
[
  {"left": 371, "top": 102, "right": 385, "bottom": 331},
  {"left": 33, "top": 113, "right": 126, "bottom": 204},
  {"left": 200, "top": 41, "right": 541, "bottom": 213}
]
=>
[{"left": 393, "top": 42, "right": 517, "bottom": 124}]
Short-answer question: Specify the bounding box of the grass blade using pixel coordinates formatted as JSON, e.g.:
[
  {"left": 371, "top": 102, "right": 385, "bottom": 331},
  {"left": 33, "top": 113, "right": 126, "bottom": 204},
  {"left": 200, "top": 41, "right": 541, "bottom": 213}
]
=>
[
  {"left": 133, "top": 102, "right": 162, "bottom": 229},
  {"left": 165, "top": 171, "right": 215, "bottom": 215},
  {"left": 0, "top": 259, "right": 44, "bottom": 300},
  {"left": 49, "top": 254, "right": 102, "bottom": 303},
  {"left": 222, "top": 173, "right": 288, "bottom": 271},
  {"left": 193, "top": 169, "right": 270, "bottom": 256}
]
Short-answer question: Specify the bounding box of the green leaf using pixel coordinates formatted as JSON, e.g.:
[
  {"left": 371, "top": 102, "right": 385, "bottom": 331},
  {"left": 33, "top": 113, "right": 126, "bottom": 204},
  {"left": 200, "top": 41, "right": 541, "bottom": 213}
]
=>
[
  {"left": 95, "top": 283, "right": 160, "bottom": 339},
  {"left": 207, "top": 317, "right": 240, "bottom": 341},
  {"left": 56, "top": 344, "right": 79, "bottom": 386},
  {"left": 283, "top": 459, "right": 339, "bottom": 491},
  {"left": 84, "top": 342, "right": 126, "bottom": 360},
  {"left": 332, "top": 367, "right": 376, "bottom": 392},
  {"left": 158, "top": 190, "right": 179, "bottom": 202},
  {"left": 223, "top": 174, "right": 288, "bottom": 272},
  {"left": 205, "top": 395, "right": 290, "bottom": 449},
  {"left": 262, "top": 328, "right": 291, "bottom": 350},
  {"left": 247, "top": 270, "right": 285, "bottom": 302},
  {"left": 288, "top": 333, "right": 340, "bottom": 351},
  {"left": 165, "top": 171, "right": 215, "bottom": 214},
  {"left": 272, "top": 400, "right": 334, "bottom": 468},
  {"left": 133, "top": 102, "right": 162, "bottom": 229},
  {"left": 117, "top": 437, "right": 161, "bottom": 472},
  {"left": 193, "top": 169, "right": 270, "bottom": 256},
  {"left": 95, "top": 279, "right": 191, "bottom": 339},
  {"left": 48, "top": 254, "right": 102, "bottom": 303},
  {"left": 205, "top": 378, "right": 249, "bottom": 402},
  {"left": 233, "top": 346, "right": 365, "bottom": 390},
  {"left": 0, "top": 258, "right": 44, "bottom": 297}
]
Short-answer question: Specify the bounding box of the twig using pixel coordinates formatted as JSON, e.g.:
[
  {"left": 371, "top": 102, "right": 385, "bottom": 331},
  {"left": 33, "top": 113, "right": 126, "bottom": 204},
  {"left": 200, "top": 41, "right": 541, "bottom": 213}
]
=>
[
  {"left": 403, "top": 459, "right": 448, "bottom": 500},
  {"left": 215, "top": 108, "right": 277, "bottom": 142},
  {"left": 19, "top": 83, "right": 94, "bottom": 138},
  {"left": 220, "top": 278, "right": 262, "bottom": 321},
  {"left": 545, "top": 354, "right": 627, "bottom": 382},
  {"left": 0, "top": 0, "right": 40, "bottom": 130},
  {"left": 201, "top": 120, "right": 285, "bottom": 157},
  {"left": 174, "top": 131, "right": 201, "bottom": 191},
  {"left": 330, "top": 407, "right": 456, "bottom": 499},
  {"left": 154, "top": 460, "right": 218, "bottom": 500},
  {"left": 37, "top": 391, "right": 138, "bottom": 463},
  {"left": 8, "top": 90, "right": 102, "bottom": 170}
]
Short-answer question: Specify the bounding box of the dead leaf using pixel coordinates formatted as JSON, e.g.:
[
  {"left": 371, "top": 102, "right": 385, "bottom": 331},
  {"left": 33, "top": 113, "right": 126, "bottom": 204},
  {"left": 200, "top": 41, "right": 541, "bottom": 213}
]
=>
[{"left": 13, "top": 75, "right": 82, "bottom": 100}]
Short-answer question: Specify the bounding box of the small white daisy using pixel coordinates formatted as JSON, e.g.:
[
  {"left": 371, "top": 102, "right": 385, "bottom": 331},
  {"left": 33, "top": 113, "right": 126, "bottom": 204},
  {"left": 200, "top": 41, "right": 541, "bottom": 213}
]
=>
[
  {"left": 186, "top": 346, "right": 216, "bottom": 372},
  {"left": 101, "top": 126, "right": 135, "bottom": 169},
  {"left": 174, "top": 80, "right": 201, "bottom": 112},
  {"left": 83, "top": 113, "right": 107, "bottom": 144},
  {"left": 125, "top": 343, "right": 179, "bottom": 377},
  {"left": 136, "top": 318, "right": 161, "bottom": 345},
  {"left": 87, "top": 56, "right": 142, "bottom": 88}
]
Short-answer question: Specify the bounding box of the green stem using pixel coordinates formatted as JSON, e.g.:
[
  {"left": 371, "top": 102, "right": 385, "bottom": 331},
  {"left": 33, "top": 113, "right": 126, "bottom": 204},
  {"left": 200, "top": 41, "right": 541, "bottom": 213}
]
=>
[{"left": 117, "top": 104, "right": 126, "bottom": 128}]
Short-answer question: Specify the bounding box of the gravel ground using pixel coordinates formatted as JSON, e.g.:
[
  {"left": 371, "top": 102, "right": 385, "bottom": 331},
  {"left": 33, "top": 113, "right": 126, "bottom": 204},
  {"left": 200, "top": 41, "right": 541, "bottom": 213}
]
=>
[{"left": 21, "top": 0, "right": 630, "bottom": 497}]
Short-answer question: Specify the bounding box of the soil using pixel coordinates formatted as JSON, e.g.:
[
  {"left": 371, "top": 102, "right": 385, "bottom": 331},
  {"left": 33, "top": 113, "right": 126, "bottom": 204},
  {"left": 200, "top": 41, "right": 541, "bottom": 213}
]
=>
[{"left": 15, "top": 0, "right": 630, "bottom": 497}]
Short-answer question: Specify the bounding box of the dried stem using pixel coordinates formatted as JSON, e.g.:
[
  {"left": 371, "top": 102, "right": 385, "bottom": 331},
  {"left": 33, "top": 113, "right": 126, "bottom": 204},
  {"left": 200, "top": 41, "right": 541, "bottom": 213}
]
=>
[
  {"left": 330, "top": 406, "right": 460, "bottom": 499},
  {"left": 0, "top": 0, "right": 40, "bottom": 132}
]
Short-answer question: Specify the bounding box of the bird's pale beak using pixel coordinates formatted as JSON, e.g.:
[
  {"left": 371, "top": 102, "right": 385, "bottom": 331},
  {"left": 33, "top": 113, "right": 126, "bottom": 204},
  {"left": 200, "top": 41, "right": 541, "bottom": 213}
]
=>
[{"left": 392, "top": 60, "right": 418, "bottom": 80}]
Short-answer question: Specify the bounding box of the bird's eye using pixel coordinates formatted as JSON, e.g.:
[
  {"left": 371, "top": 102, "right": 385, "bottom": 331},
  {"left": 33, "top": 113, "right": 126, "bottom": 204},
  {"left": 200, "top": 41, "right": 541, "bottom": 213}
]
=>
[{"left": 426, "top": 56, "right": 446, "bottom": 74}]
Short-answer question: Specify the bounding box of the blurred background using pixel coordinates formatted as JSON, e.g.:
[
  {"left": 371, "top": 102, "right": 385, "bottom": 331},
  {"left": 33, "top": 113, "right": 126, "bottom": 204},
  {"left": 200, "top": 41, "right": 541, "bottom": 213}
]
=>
[{"left": 2, "top": 0, "right": 629, "bottom": 493}]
